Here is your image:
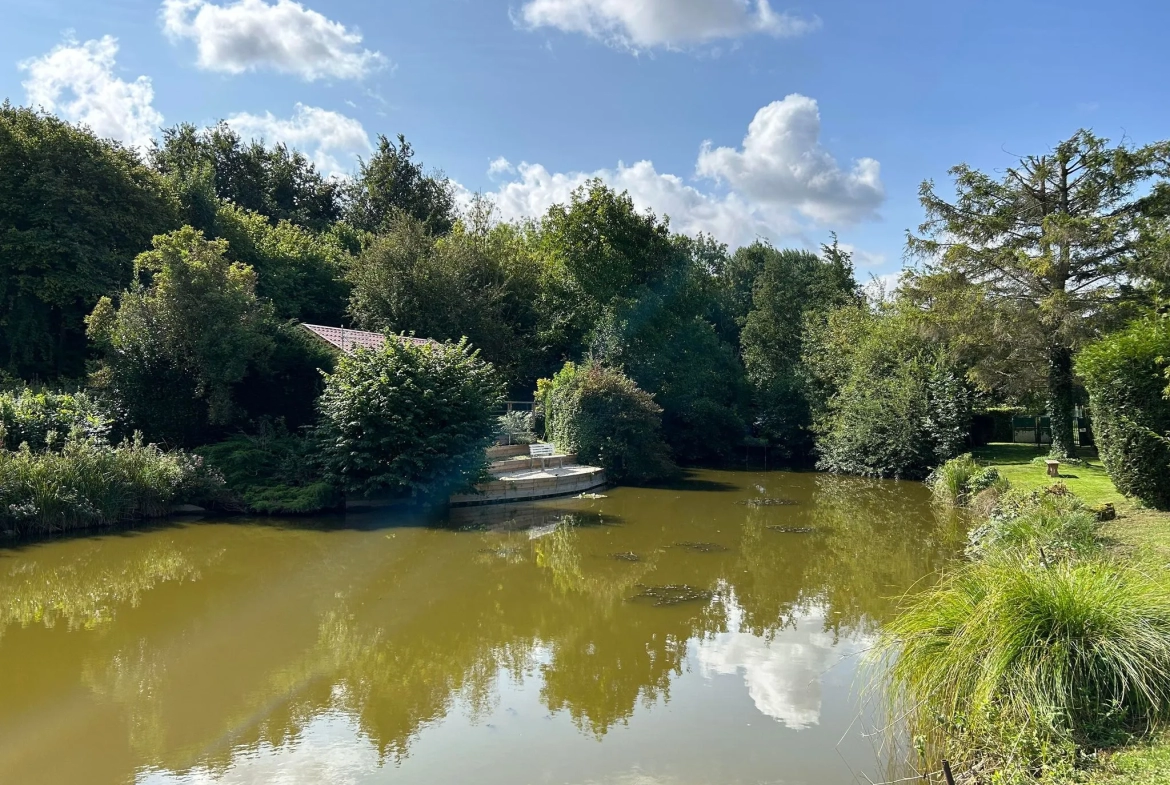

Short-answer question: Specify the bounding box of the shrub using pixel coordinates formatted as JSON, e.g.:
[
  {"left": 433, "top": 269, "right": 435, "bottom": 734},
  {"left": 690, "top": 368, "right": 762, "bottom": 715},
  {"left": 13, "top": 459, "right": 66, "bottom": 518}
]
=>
[
  {"left": 1076, "top": 316, "right": 1170, "bottom": 509},
  {"left": 0, "top": 388, "right": 113, "bottom": 450},
  {"left": 86, "top": 226, "right": 275, "bottom": 446},
  {"left": 316, "top": 336, "right": 504, "bottom": 501},
  {"left": 807, "top": 306, "right": 973, "bottom": 480},
  {"left": 197, "top": 426, "right": 340, "bottom": 515},
  {"left": 927, "top": 453, "right": 980, "bottom": 505},
  {"left": 497, "top": 411, "right": 537, "bottom": 445},
  {"left": 966, "top": 487, "right": 1101, "bottom": 560},
  {"left": 927, "top": 455, "right": 1006, "bottom": 506},
  {"left": 539, "top": 362, "right": 675, "bottom": 485},
  {"left": 877, "top": 558, "right": 1170, "bottom": 778},
  {"left": 0, "top": 432, "right": 221, "bottom": 537}
]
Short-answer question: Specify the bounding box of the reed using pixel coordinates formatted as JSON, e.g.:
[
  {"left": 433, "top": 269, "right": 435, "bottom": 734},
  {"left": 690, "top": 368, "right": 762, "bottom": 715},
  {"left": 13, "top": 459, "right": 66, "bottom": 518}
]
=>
[{"left": 0, "top": 432, "right": 218, "bottom": 537}]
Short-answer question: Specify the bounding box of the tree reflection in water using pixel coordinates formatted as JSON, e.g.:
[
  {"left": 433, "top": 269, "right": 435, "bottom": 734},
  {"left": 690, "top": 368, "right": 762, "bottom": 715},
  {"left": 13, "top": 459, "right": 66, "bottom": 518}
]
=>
[{"left": 0, "top": 470, "right": 965, "bottom": 785}]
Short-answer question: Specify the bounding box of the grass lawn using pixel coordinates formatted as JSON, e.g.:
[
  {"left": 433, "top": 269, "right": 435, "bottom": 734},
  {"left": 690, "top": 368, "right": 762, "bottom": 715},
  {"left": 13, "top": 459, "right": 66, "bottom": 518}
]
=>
[{"left": 972, "top": 443, "right": 1170, "bottom": 783}]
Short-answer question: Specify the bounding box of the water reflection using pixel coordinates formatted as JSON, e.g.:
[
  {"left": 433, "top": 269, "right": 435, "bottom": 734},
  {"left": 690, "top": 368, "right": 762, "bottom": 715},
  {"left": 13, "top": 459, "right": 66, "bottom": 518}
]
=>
[{"left": 0, "top": 470, "right": 962, "bottom": 785}]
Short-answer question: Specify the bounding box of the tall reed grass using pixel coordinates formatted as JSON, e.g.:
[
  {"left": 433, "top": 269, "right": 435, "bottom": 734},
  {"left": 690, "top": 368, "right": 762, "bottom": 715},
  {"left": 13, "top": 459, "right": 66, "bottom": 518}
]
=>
[{"left": 0, "top": 430, "right": 220, "bottom": 537}]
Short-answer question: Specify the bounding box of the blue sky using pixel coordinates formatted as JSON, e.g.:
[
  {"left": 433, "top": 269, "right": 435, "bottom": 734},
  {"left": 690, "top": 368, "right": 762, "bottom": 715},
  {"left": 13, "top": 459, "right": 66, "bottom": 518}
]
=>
[{"left": 6, "top": 0, "right": 1169, "bottom": 281}]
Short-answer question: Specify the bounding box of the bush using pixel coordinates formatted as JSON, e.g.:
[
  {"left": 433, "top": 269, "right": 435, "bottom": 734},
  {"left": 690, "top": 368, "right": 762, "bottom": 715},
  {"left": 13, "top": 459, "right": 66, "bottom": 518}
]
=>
[
  {"left": 539, "top": 361, "right": 675, "bottom": 484},
  {"left": 878, "top": 557, "right": 1170, "bottom": 779},
  {"left": 927, "top": 453, "right": 980, "bottom": 504},
  {"left": 1076, "top": 316, "right": 1170, "bottom": 509},
  {"left": 316, "top": 336, "right": 504, "bottom": 501},
  {"left": 497, "top": 411, "right": 537, "bottom": 445},
  {"left": 927, "top": 455, "right": 1006, "bottom": 506},
  {"left": 807, "top": 306, "right": 973, "bottom": 480},
  {"left": 0, "top": 432, "right": 221, "bottom": 537},
  {"left": 197, "top": 426, "right": 340, "bottom": 515},
  {"left": 86, "top": 227, "right": 275, "bottom": 446},
  {"left": 0, "top": 388, "right": 113, "bottom": 450},
  {"left": 966, "top": 486, "right": 1101, "bottom": 559}
]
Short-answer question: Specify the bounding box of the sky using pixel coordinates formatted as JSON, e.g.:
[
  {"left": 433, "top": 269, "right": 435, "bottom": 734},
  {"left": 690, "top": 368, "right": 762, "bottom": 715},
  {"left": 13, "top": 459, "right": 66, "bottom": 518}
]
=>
[{"left": 5, "top": 0, "right": 1170, "bottom": 283}]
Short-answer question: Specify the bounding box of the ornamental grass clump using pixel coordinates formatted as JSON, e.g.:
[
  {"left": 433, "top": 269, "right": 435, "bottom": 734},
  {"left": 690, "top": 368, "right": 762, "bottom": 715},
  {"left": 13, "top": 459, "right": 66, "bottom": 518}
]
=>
[
  {"left": 878, "top": 557, "right": 1170, "bottom": 781},
  {"left": 927, "top": 453, "right": 980, "bottom": 505},
  {"left": 928, "top": 454, "right": 1008, "bottom": 507}
]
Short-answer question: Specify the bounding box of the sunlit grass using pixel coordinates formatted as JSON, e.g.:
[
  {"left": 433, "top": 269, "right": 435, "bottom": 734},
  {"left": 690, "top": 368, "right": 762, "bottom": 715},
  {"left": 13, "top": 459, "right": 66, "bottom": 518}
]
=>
[{"left": 972, "top": 443, "right": 1125, "bottom": 508}]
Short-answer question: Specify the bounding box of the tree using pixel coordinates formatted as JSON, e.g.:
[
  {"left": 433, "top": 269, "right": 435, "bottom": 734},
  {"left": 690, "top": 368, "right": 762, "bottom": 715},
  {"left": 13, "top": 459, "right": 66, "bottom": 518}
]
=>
[
  {"left": 539, "top": 361, "right": 675, "bottom": 484},
  {"left": 343, "top": 134, "right": 455, "bottom": 236},
  {"left": 315, "top": 337, "right": 503, "bottom": 500},
  {"left": 86, "top": 227, "right": 274, "bottom": 445},
  {"left": 0, "top": 104, "right": 176, "bottom": 380},
  {"left": 738, "top": 239, "right": 860, "bottom": 460},
  {"left": 535, "top": 182, "right": 748, "bottom": 463},
  {"left": 212, "top": 202, "right": 351, "bottom": 325},
  {"left": 806, "top": 305, "right": 972, "bottom": 480},
  {"left": 1076, "top": 314, "right": 1170, "bottom": 509},
  {"left": 346, "top": 209, "right": 546, "bottom": 394},
  {"left": 907, "top": 130, "right": 1170, "bottom": 457},
  {"left": 151, "top": 122, "right": 341, "bottom": 232}
]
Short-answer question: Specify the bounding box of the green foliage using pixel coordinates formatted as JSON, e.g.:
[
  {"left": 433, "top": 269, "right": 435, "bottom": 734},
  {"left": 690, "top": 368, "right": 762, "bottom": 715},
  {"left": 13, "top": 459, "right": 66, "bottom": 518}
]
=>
[
  {"left": 808, "top": 306, "right": 973, "bottom": 479},
  {"left": 967, "top": 486, "right": 1101, "bottom": 559},
  {"left": 86, "top": 227, "right": 275, "bottom": 446},
  {"left": 211, "top": 203, "right": 351, "bottom": 324},
  {"left": 878, "top": 557, "right": 1170, "bottom": 780},
  {"left": 151, "top": 122, "right": 341, "bottom": 232},
  {"left": 0, "top": 103, "right": 176, "bottom": 379},
  {"left": 197, "top": 427, "right": 340, "bottom": 515},
  {"left": 0, "top": 388, "right": 113, "bottom": 450},
  {"left": 537, "top": 183, "right": 748, "bottom": 464},
  {"left": 1077, "top": 315, "right": 1170, "bottom": 509},
  {"left": 316, "top": 337, "right": 504, "bottom": 500},
  {"left": 907, "top": 130, "right": 1170, "bottom": 458},
  {"left": 927, "top": 453, "right": 980, "bottom": 505},
  {"left": 497, "top": 411, "right": 537, "bottom": 445},
  {"left": 344, "top": 134, "right": 455, "bottom": 236},
  {"left": 234, "top": 321, "right": 336, "bottom": 431},
  {"left": 0, "top": 433, "right": 221, "bottom": 537},
  {"left": 539, "top": 361, "right": 675, "bottom": 484},
  {"left": 738, "top": 239, "right": 860, "bottom": 460},
  {"left": 346, "top": 208, "right": 546, "bottom": 393}
]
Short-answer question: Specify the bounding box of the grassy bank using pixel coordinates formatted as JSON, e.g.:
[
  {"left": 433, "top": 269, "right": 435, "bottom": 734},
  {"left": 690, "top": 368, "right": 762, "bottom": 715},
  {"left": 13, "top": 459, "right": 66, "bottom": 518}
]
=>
[{"left": 972, "top": 443, "right": 1170, "bottom": 784}]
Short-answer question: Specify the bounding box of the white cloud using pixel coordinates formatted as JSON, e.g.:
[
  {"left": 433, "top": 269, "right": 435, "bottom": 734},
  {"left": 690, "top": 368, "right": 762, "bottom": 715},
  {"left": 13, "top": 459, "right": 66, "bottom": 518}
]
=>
[
  {"left": 20, "top": 36, "right": 163, "bottom": 152},
  {"left": 518, "top": 0, "right": 819, "bottom": 50},
  {"left": 696, "top": 94, "right": 884, "bottom": 224},
  {"left": 225, "top": 103, "right": 372, "bottom": 177},
  {"left": 485, "top": 160, "right": 787, "bottom": 248},
  {"left": 696, "top": 606, "right": 867, "bottom": 730},
  {"left": 473, "top": 95, "right": 882, "bottom": 250},
  {"left": 161, "top": 0, "right": 384, "bottom": 80},
  {"left": 488, "top": 156, "right": 516, "bottom": 177}
]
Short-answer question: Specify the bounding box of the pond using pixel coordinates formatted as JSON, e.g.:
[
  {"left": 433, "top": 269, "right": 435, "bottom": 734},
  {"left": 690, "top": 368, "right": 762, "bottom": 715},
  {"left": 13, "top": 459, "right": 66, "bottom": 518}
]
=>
[{"left": 0, "top": 469, "right": 964, "bottom": 785}]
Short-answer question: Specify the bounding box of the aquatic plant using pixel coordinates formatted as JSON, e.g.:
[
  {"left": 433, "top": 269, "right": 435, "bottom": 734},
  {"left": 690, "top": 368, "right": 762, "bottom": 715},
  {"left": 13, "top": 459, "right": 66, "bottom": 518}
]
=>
[
  {"left": 878, "top": 557, "right": 1170, "bottom": 780},
  {"left": 926, "top": 453, "right": 980, "bottom": 505},
  {"left": 631, "top": 584, "right": 714, "bottom": 607},
  {"left": 0, "top": 432, "right": 220, "bottom": 537}
]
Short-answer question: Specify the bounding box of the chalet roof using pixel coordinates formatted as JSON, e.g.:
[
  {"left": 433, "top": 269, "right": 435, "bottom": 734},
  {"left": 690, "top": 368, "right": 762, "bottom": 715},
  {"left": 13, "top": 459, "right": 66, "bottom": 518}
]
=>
[{"left": 300, "top": 324, "right": 437, "bottom": 355}]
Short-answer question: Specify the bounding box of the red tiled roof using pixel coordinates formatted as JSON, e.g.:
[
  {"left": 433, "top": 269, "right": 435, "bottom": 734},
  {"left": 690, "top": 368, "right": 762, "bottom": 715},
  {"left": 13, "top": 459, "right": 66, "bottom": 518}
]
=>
[{"left": 301, "top": 324, "right": 436, "bottom": 354}]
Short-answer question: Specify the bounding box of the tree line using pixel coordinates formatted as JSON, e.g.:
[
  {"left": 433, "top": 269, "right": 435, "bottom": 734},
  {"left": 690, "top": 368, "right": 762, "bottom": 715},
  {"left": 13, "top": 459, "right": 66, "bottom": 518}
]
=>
[{"left": 3, "top": 100, "right": 1170, "bottom": 512}]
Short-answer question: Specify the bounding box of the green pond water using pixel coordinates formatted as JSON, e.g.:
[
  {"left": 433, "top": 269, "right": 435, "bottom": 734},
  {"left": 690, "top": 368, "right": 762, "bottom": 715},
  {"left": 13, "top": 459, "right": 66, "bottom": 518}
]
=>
[{"left": 0, "top": 469, "right": 964, "bottom": 785}]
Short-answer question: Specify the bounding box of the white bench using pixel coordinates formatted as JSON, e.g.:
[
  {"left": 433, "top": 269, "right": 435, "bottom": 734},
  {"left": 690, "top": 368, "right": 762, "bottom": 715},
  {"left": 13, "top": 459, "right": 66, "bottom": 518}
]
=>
[{"left": 529, "top": 442, "right": 559, "bottom": 470}]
